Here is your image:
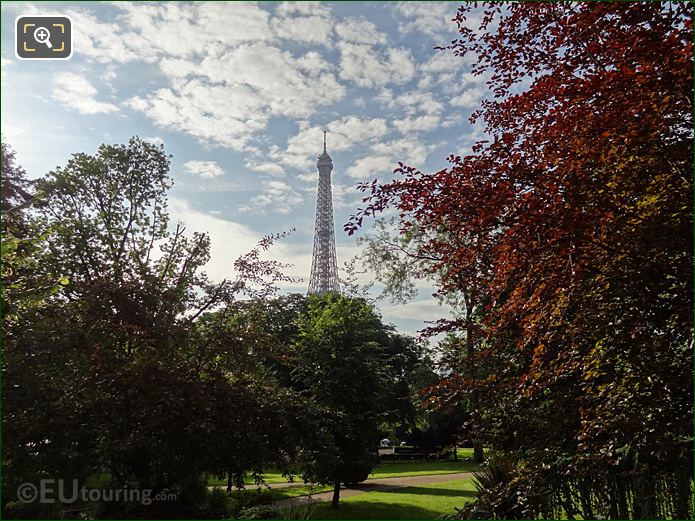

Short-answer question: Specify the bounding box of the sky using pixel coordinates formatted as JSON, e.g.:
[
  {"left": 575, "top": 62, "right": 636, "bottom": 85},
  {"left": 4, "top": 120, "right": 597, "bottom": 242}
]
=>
[{"left": 1, "top": 1, "right": 490, "bottom": 337}]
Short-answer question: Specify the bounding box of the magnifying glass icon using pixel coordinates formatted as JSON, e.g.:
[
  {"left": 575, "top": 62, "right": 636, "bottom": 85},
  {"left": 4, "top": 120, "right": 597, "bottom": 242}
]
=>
[{"left": 33, "top": 26, "right": 53, "bottom": 49}]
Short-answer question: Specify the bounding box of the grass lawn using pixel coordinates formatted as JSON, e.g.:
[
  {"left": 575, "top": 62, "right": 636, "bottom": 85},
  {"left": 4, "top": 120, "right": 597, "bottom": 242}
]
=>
[
  {"left": 308, "top": 478, "right": 477, "bottom": 519},
  {"left": 367, "top": 447, "right": 483, "bottom": 479},
  {"left": 208, "top": 470, "right": 295, "bottom": 486},
  {"left": 372, "top": 457, "right": 481, "bottom": 479},
  {"left": 221, "top": 483, "right": 334, "bottom": 503},
  {"left": 208, "top": 448, "right": 484, "bottom": 487},
  {"left": 217, "top": 483, "right": 335, "bottom": 515}
]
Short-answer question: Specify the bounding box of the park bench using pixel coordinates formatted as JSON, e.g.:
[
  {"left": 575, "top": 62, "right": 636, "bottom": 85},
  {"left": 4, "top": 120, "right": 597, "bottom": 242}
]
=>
[{"left": 377, "top": 445, "right": 441, "bottom": 460}]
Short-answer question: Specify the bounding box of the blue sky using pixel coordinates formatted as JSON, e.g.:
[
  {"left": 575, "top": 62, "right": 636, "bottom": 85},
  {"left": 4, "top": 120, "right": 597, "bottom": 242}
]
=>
[{"left": 1, "top": 1, "right": 489, "bottom": 336}]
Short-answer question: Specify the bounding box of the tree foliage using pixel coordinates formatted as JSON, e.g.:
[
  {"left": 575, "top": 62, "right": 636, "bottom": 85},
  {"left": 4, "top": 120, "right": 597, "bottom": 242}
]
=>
[
  {"left": 2, "top": 137, "right": 432, "bottom": 518},
  {"left": 347, "top": 2, "right": 693, "bottom": 519},
  {"left": 291, "top": 294, "right": 390, "bottom": 508},
  {"left": 2, "top": 138, "right": 304, "bottom": 518}
]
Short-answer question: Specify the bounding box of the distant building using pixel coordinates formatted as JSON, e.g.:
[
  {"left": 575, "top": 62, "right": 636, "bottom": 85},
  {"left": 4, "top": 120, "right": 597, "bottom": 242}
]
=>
[{"left": 308, "top": 131, "right": 340, "bottom": 294}]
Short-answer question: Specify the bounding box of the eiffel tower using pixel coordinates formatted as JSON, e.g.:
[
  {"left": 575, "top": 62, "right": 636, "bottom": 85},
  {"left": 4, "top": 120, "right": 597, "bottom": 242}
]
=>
[{"left": 308, "top": 131, "right": 340, "bottom": 294}]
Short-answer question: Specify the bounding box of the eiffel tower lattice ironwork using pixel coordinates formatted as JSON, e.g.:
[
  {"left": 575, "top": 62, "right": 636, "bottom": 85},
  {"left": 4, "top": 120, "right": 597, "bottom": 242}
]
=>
[{"left": 308, "top": 131, "right": 340, "bottom": 294}]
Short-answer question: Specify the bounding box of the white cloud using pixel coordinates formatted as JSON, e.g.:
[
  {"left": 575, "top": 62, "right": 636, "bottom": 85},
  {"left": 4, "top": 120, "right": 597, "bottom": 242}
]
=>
[
  {"left": 393, "top": 2, "right": 459, "bottom": 38},
  {"left": 126, "top": 83, "right": 261, "bottom": 152},
  {"left": 275, "top": 1, "right": 331, "bottom": 17},
  {"left": 450, "top": 87, "right": 485, "bottom": 108},
  {"left": 184, "top": 160, "right": 224, "bottom": 178},
  {"left": 144, "top": 136, "right": 165, "bottom": 146},
  {"left": 282, "top": 116, "right": 389, "bottom": 170},
  {"left": 128, "top": 43, "right": 345, "bottom": 151},
  {"left": 420, "top": 51, "right": 462, "bottom": 74},
  {"left": 335, "top": 17, "right": 387, "bottom": 45},
  {"left": 272, "top": 14, "right": 333, "bottom": 46},
  {"left": 416, "top": 51, "right": 464, "bottom": 92},
  {"left": 271, "top": 2, "right": 333, "bottom": 46},
  {"left": 167, "top": 197, "right": 361, "bottom": 291},
  {"left": 338, "top": 42, "right": 415, "bottom": 88},
  {"left": 296, "top": 51, "right": 331, "bottom": 76},
  {"left": 65, "top": 8, "right": 150, "bottom": 64},
  {"left": 196, "top": 43, "right": 345, "bottom": 115},
  {"left": 330, "top": 182, "right": 362, "bottom": 210},
  {"left": 379, "top": 88, "right": 444, "bottom": 117},
  {"left": 346, "top": 155, "right": 395, "bottom": 180},
  {"left": 168, "top": 197, "right": 265, "bottom": 283},
  {"left": 327, "top": 116, "right": 389, "bottom": 148},
  {"left": 347, "top": 136, "right": 433, "bottom": 179},
  {"left": 457, "top": 120, "right": 489, "bottom": 155},
  {"left": 245, "top": 161, "right": 286, "bottom": 177},
  {"left": 393, "top": 114, "right": 440, "bottom": 135},
  {"left": 101, "top": 64, "right": 118, "bottom": 82},
  {"left": 441, "top": 113, "right": 464, "bottom": 128},
  {"left": 239, "top": 180, "right": 304, "bottom": 214},
  {"left": 117, "top": 2, "right": 271, "bottom": 60},
  {"left": 381, "top": 298, "right": 453, "bottom": 321},
  {"left": 51, "top": 73, "right": 118, "bottom": 114}
]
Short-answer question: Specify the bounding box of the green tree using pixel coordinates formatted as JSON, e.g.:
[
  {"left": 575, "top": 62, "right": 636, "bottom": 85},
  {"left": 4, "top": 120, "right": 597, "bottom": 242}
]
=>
[
  {"left": 2, "top": 138, "right": 303, "bottom": 518},
  {"left": 358, "top": 217, "right": 488, "bottom": 463},
  {"left": 292, "top": 294, "right": 389, "bottom": 509},
  {"left": 2, "top": 137, "right": 34, "bottom": 235}
]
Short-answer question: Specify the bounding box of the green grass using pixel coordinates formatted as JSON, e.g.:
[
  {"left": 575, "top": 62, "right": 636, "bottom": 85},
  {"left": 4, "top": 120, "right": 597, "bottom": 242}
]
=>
[
  {"left": 207, "top": 470, "right": 295, "bottom": 486},
  {"left": 308, "top": 478, "right": 477, "bottom": 519},
  {"left": 218, "top": 483, "right": 334, "bottom": 504},
  {"left": 369, "top": 447, "right": 483, "bottom": 478},
  {"left": 208, "top": 448, "right": 484, "bottom": 487},
  {"left": 371, "top": 458, "right": 480, "bottom": 479},
  {"left": 455, "top": 447, "right": 478, "bottom": 460},
  {"left": 216, "top": 483, "right": 335, "bottom": 516}
]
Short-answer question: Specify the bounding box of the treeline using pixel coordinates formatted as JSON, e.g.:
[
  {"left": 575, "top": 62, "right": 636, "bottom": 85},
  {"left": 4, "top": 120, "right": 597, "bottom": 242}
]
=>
[{"left": 1, "top": 138, "right": 452, "bottom": 519}]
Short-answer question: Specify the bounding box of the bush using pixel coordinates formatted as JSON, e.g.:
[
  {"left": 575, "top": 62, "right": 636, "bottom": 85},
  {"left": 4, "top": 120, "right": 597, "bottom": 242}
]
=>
[
  {"left": 341, "top": 462, "right": 371, "bottom": 486},
  {"left": 197, "top": 488, "right": 232, "bottom": 519},
  {"left": 3, "top": 500, "right": 62, "bottom": 520},
  {"left": 237, "top": 504, "right": 314, "bottom": 520},
  {"left": 237, "top": 504, "right": 282, "bottom": 519},
  {"left": 95, "top": 476, "right": 232, "bottom": 519},
  {"left": 454, "top": 456, "right": 550, "bottom": 520}
]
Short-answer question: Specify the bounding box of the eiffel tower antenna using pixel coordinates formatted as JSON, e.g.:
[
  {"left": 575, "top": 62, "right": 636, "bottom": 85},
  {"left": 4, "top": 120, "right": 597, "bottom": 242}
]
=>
[{"left": 308, "top": 130, "right": 340, "bottom": 294}]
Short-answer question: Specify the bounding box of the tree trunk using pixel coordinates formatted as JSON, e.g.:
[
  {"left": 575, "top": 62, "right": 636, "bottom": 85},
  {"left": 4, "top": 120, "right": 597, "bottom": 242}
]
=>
[
  {"left": 473, "top": 445, "right": 484, "bottom": 463},
  {"left": 453, "top": 445, "right": 458, "bottom": 461},
  {"left": 331, "top": 481, "right": 341, "bottom": 509},
  {"left": 466, "top": 296, "right": 485, "bottom": 465},
  {"left": 226, "top": 472, "right": 232, "bottom": 493}
]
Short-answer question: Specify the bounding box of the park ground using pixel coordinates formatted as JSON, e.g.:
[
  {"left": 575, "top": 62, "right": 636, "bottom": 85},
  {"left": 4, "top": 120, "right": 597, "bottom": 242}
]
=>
[{"left": 213, "top": 449, "right": 481, "bottom": 519}]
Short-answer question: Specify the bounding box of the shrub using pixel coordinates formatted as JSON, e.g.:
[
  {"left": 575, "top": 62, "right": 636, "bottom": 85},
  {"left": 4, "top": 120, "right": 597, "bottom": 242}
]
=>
[
  {"left": 341, "top": 462, "right": 371, "bottom": 486},
  {"left": 454, "top": 456, "right": 550, "bottom": 520},
  {"left": 237, "top": 504, "right": 282, "bottom": 519}
]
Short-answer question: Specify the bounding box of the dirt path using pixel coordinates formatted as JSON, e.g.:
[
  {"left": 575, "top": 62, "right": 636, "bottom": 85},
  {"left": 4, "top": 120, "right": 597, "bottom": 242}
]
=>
[{"left": 274, "top": 472, "right": 473, "bottom": 510}]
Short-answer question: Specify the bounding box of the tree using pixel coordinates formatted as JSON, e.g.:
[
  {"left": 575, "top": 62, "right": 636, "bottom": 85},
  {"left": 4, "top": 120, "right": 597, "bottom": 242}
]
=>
[
  {"left": 292, "top": 294, "right": 389, "bottom": 509},
  {"left": 2, "top": 138, "right": 304, "bottom": 518},
  {"left": 2, "top": 137, "right": 34, "bottom": 235},
  {"left": 377, "top": 328, "right": 432, "bottom": 446},
  {"left": 358, "top": 217, "right": 489, "bottom": 463},
  {"left": 347, "top": 3, "right": 693, "bottom": 518},
  {"left": 1, "top": 138, "right": 62, "bottom": 325}
]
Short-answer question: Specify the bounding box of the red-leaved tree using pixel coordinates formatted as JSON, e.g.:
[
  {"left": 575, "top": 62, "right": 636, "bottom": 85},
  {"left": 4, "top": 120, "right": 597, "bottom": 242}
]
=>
[{"left": 347, "top": 3, "right": 693, "bottom": 519}]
